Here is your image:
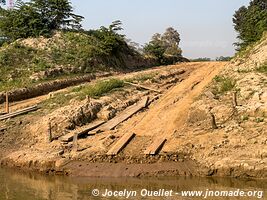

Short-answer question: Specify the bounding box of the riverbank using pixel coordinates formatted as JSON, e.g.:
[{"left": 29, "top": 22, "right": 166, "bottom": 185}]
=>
[{"left": 1, "top": 61, "right": 266, "bottom": 180}]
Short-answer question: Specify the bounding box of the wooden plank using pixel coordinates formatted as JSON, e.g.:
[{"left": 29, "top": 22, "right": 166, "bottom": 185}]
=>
[
  {"left": 60, "top": 120, "right": 105, "bottom": 142},
  {"left": 125, "top": 82, "right": 162, "bottom": 93},
  {"left": 95, "top": 97, "right": 149, "bottom": 132},
  {"left": 144, "top": 138, "right": 167, "bottom": 155},
  {"left": 0, "top": 105, "right": 38, "bottom": 121},
  {"left": 107, "top": 133, "right": 136, "bottom": 155},
  {"left": 0, "top": 112, "right": 7, "bottom": 116}
]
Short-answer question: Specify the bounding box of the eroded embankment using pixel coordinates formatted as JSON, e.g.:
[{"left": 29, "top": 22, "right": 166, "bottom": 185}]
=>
[{"left": 1, "top": 61, "right": 266, "bottom": 179}]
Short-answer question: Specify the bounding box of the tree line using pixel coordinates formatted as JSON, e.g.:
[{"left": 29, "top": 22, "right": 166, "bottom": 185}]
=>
[{"left": 0, "top": 0, "right": 184, "bottom": 65}]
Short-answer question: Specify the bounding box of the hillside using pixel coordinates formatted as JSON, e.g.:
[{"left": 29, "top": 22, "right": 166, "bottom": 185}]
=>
[
  {"left": 184, "top": 33, "right": 267, "bottom": 177},
  {"left": 0, "top": 31, "right": 156, "bottom": 92}
]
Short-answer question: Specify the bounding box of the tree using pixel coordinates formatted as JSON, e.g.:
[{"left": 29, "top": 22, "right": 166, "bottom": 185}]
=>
[
  {"left": 29, "top": 0, "right": 83, "bottom": 30},
  {"left": 216, "top": 56, "right": 232, "bottom": 61},
  {"left": 143, "top": 27, "right": 182, "bottom": 64},
  {"left": 233, "top": 0, "right": 267, "bottom": 50},
  {"left": 0, "top": 0, "right": 84, "bottom": 40}
]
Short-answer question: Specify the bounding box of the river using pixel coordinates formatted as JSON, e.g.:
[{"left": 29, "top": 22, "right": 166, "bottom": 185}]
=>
[{"left": 0, "top": 167, "right": 266, "bottom": 200}]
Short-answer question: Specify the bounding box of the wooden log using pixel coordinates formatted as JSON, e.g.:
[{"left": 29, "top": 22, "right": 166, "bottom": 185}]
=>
[
  {"left": 125, "top": 81, "right": 162, "bottom": 93},
  {"left": 0, "top": 112, "right": 7, "bottom": 116},
  {"left": 5, "top": 92, "right": 9, "bottom": 114},
  {"left": 95, "top": 97, "right": 149, "bottom": 132},
  {"left": 0, "top": 105, "right": 38, "bottom": 121},
  {"left": 144, "top": 138, "right": 167, "bottom": 155},
  {"left": 60, "top": 120, "right": 105, "bottom": 142},
  {"left": 107, "top": 133, "right": 135, "bottom": 155}
]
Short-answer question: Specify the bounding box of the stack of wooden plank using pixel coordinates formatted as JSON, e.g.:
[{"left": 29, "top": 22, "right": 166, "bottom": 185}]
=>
[{"left": 0, "top": 105, "right": 39, "bottom": 121}]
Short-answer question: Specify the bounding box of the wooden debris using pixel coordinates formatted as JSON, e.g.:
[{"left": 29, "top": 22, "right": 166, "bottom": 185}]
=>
[
  {"left": 232, "top": 91, "right": 237, "bottom": 107},
  {"left": 0, "top": 112, "right": 7, "bottom": 116},
  {"left": 72, "top": 134, "right": 78, "bottom": 152},
  {"left": 46, "top": 121, "right": 52, "bottom": 143},
  {"left": 191, "top": 81, "right": 201, "bottom": 90},
  {"left": 125, "top": 81, "right": 162, "bottom": 93},
  {"left": 5, "top": 92, "right": 9, "bottom": 114},
  {"left": 0, "top": 127, "right": 6, "bottom": 132},
  {"left": 60, "top": 120, "right": 105, "bottom": 142},
  {"left": 107, "top": 133, "right": 136, "bottom": 155},
  {"left": 0, "top": 105, "right": 38, "bottom": 121},
  {"left": 144, "top": 138, "right": 167, "bottom": 155},
  {"left": 210, "top": 112, "right": 218, "bottom": 129},
  {"left": 95, "top": 97, "right": 149, "bottom": 132}
]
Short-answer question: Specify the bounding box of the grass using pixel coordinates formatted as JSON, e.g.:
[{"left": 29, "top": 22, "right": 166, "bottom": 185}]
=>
[
  {"left": 40, "top": 92, "right": 76, "bottom": 111},
  {"left": 39, "top": 78, "right": 124, "bottom": 111},
  {"left": 125, "top": 72, "right": 158, "bottom": 83},
  {"left": 72, "top": 78, "right": 124, "bottom": 99},
  {"left": 212, "top": 75, "right": 236, "bottom": 95},
  {"left": 256, "top": 62, "right": 267, "bottom": 74}
]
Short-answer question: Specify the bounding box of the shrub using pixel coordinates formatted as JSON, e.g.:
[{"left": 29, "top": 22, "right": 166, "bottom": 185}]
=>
[{"left": 212, "top": 75, "right": 236, "bottom": 95}]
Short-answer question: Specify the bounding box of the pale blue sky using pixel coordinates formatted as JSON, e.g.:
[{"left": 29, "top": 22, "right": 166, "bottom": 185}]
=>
[{"left": 70, "top": 0, "right": 251, "bottom": 59}]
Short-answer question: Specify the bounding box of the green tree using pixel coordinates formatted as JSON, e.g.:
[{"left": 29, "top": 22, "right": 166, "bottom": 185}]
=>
[
  {"left": 0, "top": 0, "right": 83, "bottom": 40},
  {"left": 233, "top": 0, "right": 267, "bottom": 50},
  {"left": 143, "top": 27, "right": 182, "bottom": 64}
]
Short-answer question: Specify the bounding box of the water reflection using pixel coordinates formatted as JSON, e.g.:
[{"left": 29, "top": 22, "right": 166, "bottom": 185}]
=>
[{"left": 0, "top": 167, "right": 266, "bottom": 200}]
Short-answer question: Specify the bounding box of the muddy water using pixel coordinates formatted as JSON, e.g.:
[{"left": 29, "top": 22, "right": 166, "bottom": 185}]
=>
[{"left": 0, "top": 167, "right": 266, "bottom": 200}]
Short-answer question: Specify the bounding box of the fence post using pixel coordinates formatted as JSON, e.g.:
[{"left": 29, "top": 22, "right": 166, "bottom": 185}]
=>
[{"left": 5, "top": 92, "right": 9, "bottom": 114}]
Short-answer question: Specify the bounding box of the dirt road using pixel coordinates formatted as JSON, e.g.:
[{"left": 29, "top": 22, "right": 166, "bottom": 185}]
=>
[{"left": 118, "top": 62, "right": 225, "bottom": 139}]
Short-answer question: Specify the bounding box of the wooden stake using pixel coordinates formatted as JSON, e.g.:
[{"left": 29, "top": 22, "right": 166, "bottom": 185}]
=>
[
  {"left": 210, "top": 112, "right": 218, "bottom": 129},
  {"left": 5, "top": 92, "right": 9, "bottom": 114},
  {"left": 72, "top": 134, "right": 78, "bottom": 152},
  {"left": 46, "top": 121, "right": 52, "bottom": 143},
  {"left": 232, "top": 91, "right": 237, "bottom": 107}
]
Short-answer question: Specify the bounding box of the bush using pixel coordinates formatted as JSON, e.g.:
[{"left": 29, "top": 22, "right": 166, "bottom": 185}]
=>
[
  {"left": 212, "top": 75, "right": 236, "bottom": 95},
  {"left": 257, "top": 62, "right": 267, "bottom": 74}
]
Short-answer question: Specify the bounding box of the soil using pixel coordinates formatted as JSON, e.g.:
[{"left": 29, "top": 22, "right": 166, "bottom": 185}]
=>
[{"left": 0, "top": 61, "right": 266, "bottom": 179}]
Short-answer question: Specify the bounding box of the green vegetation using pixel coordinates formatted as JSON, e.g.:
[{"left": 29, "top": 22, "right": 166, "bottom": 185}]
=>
[
  {"left": 190, "top": 58, "right": 211, "bottom": 62},
  {"left": 0, "top": 0, "right": 83, "bottom": 40},
  {"left": 41, "top": 78, "right": 124, "bottom": 110},
  {"left": 72, "top": 79, "right": 124, "bottom": 99},
  {"left": 125, "top": 73, "right": 158, "bottom": 83},
  {"left": 212, "top": 75, "right": 236, "bottom": 95},
  {"left": 0, "top": 23, "right": 142, "bottom": 92},
  {"left": 233, "top": 0, "right": 267, "bottom": 51},
  {"left": 143, "top": 27, "right": 183, "bottom": 65},
  {"left": 216, "top": 56, "right": 232, "bottom": 61},
  {"left": 257, "top": 62, "right": 267, "bottom": 74},
  {"left": 0, "top": 1, "right": 188, "bottom": 93}
]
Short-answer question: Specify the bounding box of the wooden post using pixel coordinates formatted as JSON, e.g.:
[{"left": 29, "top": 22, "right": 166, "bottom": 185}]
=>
[
  {"left": 72, "top": 133, "right": 78, "bottom": 153},
  {"left": 5, "top": 92, "right": 9, "bottom": 114},
  {"left": 232, "top": 91, "right": 237, "bottom": 107},
  {"left": 46, "top": 121, "right": 52, "bottom": 143},
  {"left": 210, "top": 112, "right": 218, "bottom": 129}
]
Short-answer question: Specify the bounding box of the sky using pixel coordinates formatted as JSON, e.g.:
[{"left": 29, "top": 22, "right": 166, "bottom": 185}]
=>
[{"left": 71, "top": 0, "right": 251, "bottom": 59}]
